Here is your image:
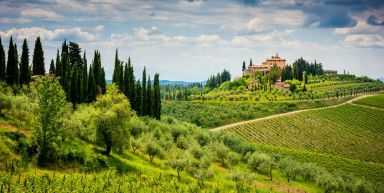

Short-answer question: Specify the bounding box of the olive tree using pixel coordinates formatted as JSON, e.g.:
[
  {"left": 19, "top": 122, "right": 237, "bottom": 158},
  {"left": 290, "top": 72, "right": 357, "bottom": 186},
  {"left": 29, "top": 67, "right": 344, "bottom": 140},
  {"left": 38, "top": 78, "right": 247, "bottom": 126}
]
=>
[
  {"left": 146, "top": 141, "right": 162, "bottom": 162},
  {"left": 94, "top": 84, "right": 134, "bottom": 155},
  {"left": 226, "top": 170, "right": 254, "bottom": 193},
  {"left": 164, "top": 149, "right": 191, "bottom": 180}
]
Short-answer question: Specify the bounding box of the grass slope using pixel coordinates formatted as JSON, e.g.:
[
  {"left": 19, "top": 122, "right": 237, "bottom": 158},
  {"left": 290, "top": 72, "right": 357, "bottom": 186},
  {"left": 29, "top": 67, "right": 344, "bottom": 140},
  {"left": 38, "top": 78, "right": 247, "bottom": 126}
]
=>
[{"left": 353, "top": 94, "right": 384, "bottom": 109}]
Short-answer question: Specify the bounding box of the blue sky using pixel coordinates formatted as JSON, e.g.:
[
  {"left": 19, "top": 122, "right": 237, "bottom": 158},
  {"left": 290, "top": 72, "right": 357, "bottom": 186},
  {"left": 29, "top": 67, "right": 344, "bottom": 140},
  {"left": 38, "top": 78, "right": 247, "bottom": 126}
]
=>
[{"left": 0, "top": 0, "right": 383, "bottom": 81}]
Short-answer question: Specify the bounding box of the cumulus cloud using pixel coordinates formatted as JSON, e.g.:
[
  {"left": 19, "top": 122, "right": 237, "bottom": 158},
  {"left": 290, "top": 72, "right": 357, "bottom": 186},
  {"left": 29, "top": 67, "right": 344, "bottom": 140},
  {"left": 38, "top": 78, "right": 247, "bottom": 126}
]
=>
[
  {"left": 344, "top": 34, "right": 384, "bottom": 47},
  {"left": 20, "top": 8, "right": 62, "bottom": 20},
  {"left": 0, "top": 27, "right": 99, "bottom": 42}
]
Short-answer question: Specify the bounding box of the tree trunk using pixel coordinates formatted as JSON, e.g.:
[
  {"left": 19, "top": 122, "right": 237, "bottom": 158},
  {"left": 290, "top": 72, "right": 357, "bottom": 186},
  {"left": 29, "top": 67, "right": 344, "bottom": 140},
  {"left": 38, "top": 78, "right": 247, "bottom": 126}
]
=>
[{"left": 105, "top": 144, "right": 111, "bottom": 156}]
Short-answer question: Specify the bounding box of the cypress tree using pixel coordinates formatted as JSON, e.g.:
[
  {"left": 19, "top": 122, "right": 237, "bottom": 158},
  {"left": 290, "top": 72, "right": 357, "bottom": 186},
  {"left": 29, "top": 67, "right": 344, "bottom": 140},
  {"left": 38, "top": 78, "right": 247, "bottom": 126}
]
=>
[
  {"left": 154, "top": 73, "right": 161, "bottom": 120},
  {"left": 123, "top": 63, "right": 129, "bottom": 96},
  {"left": 128, "top": 59, "right": 135, "bottom": 108},
  {"left": 80, "top": 51, "right": 88, "bottom": 102},
  {"left": 70, "top": 66, "right": 79, "bottom": 105},
  {"left": 112, "top": 49, "right": 120, "bottom": 88},
  {"left": 61, "top": 41, "right": 68, "bottom": 78},
  {"left": 250, "top": 59, "right": 252, "bottom": 67},
  {"left": 147, "top": 76, "right": 153, "bottom": 116},
  {"left": 61, "top": 53, "right": 70, "bottom": 94},
  {"left": 55, "top": 49, "right": 62, "bottom": 78},
  {"left": 142, "top": 67, "right": 147, "bottom": 116},
  {"left": 100, "top": 67, "right": 106, "bottom": 94},
  {"left": 6, "top": 36, "right": 18, "bottom": 85},
  {"left": 242, "top": 61, "right": 246, "bottom": 72},
  {"left": 135, "top": 80, "right": 142, "bottom": 115},
  {"left": 19, "top": 39, "right": 30, "bottom": 85},
  {"left": 0, "top": 36, "right": 5, "bottom": 81},
  {"left": 32, "top": 37, "right": 45, "bottom": 75},
  {"left": 49, "top": 59, "right": 55, "bottom": 74},
  {"left": 88, "top": 66, "right": 96, "bottom": 102},
  {"left": 92, "top": 51, "right": 102, "bottom": 90},
  {"left": 68, "top": 41, "right": 82, "bottom": 68}
]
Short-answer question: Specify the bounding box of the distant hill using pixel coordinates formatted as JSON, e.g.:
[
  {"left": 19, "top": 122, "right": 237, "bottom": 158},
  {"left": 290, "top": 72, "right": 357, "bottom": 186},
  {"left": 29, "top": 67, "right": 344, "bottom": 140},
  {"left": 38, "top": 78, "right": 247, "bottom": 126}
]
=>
[{"left": 106, "top": 79, "right": 206, "bottom": 86}]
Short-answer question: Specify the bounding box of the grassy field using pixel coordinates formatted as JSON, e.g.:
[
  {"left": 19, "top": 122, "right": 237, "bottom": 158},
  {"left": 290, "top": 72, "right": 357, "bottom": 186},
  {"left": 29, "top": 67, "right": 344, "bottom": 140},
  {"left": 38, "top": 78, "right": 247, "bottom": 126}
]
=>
[
  {"left": 162, "top": 97, "right": 352, "bottom": 128},
  {"left": 223, "top": 103, "right": 384, "bottom": 183},
  {"left": 353, "top": 94, "right": 384, "bottom": 109}
]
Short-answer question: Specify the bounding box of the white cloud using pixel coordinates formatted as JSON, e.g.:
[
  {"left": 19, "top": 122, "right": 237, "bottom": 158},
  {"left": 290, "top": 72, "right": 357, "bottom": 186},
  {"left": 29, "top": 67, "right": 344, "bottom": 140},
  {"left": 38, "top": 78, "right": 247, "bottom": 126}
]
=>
[
  {"left": 344, "top": 34, "right": 384, "bottom": 47},
  {"left": 20, "top": 8, "right": 61, "bottom": 20},
  {"left": 196, "top": 34, "right": 221, "bottom": 42},
  {"left": 0, "top": 27, "right": 98, "bottom": 42}
]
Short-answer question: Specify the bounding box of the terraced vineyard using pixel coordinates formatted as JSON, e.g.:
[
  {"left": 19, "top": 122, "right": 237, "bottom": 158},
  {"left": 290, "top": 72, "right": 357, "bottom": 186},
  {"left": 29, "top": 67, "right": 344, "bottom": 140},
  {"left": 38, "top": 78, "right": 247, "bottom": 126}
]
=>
[
  {"left": 353, "top": 94, "right": 384, "bottom": 109},
  {"left": 224, "top": 104, "right": 384, "bottom": 163}
]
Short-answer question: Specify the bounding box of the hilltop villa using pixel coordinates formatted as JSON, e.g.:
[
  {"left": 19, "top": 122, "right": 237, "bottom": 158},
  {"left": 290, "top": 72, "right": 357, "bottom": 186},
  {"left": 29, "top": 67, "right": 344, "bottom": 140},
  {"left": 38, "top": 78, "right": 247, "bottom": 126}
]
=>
[{"left": 244, "top": 53, "right": 286, "bottom": 75}]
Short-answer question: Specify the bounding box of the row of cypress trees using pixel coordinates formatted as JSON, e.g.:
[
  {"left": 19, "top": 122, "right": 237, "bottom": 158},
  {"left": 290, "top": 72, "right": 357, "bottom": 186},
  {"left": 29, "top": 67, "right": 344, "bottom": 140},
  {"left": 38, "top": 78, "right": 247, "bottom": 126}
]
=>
[
  {"left": 112, "top": 50, "right": 161, "bottom": 119},
  {"left": 0, "top": 36, "right": 45, "bottom": 86},
  {"left": 50, "top": 41, "right": 106, "bottom": 104}
]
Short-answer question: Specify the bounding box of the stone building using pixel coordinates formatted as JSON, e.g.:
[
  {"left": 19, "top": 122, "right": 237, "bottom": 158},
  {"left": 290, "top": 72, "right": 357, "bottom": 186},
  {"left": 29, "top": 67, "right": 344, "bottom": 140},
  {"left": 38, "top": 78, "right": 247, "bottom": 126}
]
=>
[{"left": 244, "top": 53, "right": 286, "bottom": 75}]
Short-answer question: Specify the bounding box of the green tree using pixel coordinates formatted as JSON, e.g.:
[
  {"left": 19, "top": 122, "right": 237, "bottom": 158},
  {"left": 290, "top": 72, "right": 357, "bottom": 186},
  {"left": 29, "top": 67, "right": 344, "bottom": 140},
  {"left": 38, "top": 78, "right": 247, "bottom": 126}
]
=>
[
  {"left": 100, "top": 68, "right": 106, "bottom": 94},
  {"left": 32, "top": 37, "right": 45, "bottom": 76},
  {"left": 242, "top": 61, "right": 246, "bottom": 72},
  {"left": 164, "top": 149, "right": 191, "bottom": 180},
  {"left": 49, "top": 59, "right": 55, "bottom": 74},
  {"left": 147, "top": 75, "right": 153, "bottom": 116},
  {"left": 123, "top": 63, "right": 129, "bottom": 96},
  {"left": 0, "top": 36, "right": 5, "bottom": 81},
  {"left": 153, "top": 73, "right": 161, "bottom": 120},
  {"left": 142, "top": 67, "right": 147, "bottom": 115},
  {"left": 68, "top": 41, "right": 82, "bottom": 68},
  {"left": 6, "top": 36, "right": 19, "bottom": 85},
  {"left": 214, "top": 143, "right": 229, "bottom": 167},
  {"left": 226, "top": 170, "right": 254, "bottom": 193},
  {"left": 87, "top": 66, "right": 96, "bottom": 102},
  {"left": 268, "top": 64, "right": 282, "bottom": 83},
  {"left": 94, "top": 84, "right": 134, "bottom": 155},
  {"left": 55, "top": 49, "right": 62, "bottom": 78},
  {"left": 19, "top": 38, "right": 31, "bottom": 85},
  {"left": 145, "top": 141, "right": 162, "bottom": 162},
  {"left": 34, "top": 77, "right": 67, "bottom": 166},
  {"left": 80, "top": 51, "right": 88, "bottom": 102},
  {"left": 69, "top": 66, "right": 79, "bottom": 105},
  {"left": 134, "top": 80, "right": 143, "bottom": 115}
]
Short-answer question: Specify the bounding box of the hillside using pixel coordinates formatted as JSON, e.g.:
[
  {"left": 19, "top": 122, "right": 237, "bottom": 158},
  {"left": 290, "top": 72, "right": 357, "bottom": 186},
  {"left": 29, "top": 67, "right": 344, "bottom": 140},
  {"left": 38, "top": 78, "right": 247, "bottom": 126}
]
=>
[{"left": 221, "top": 98, "right": 384, "bottom": 183}]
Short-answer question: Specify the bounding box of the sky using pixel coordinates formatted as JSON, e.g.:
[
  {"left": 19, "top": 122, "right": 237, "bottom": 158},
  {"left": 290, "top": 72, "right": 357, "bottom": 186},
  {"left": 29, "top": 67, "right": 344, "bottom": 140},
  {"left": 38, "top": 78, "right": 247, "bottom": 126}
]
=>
[{"left": 0, "top": 0, "right": 383, "bottom": 81}]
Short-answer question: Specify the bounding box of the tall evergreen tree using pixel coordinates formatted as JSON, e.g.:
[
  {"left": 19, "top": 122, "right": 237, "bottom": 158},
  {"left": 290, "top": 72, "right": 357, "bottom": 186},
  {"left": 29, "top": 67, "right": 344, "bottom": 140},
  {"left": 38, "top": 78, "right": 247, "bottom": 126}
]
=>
[
  {"left": 100, "top": 67, "right": 106, "bottom": 94},
  {"left": 61, "top": 41, "right": 69, "bottom": 79},
  {"left": 112, "top": 49, "right": 121, "bottom": 89},
  {"left": 135, "top": 80, "right": 143, "bottom": 115},
  {"left": 0, "top": 36, "right": 5, "bottom": 81},
  {"left": 32, "top": 37, "right": 45, "bottom": 75},
  {"left": 49, "top": 59, "right": 55, "bottom": 74},
  {"left": 123, "top": 63, "right": 129, "bottom": 96},
  {"left": 55, "top": 49, "right": 62, "bottom": 78},
  {"left": 6, "top": 36, "right": 18, "bottom": 85},
  {"left": 19, "top": 39, "right": 31, "bottom": 85},
  {"left": 147, "top": 76, "right": 153, "bottom": 116},
  {"left": 242, "top": 61, "right": 246, "bottom": 72},
  {"left": 142, "top": 67, "right": 147, "bottom": 116},
  {"left": 92, "top": 51, "right": 102, "bottom": 91},
  {"left": 61, "top": 53, "right": 70, "bottom": 95},
  {"left": 127, "top": 58, "right": 135, "bottom": 104},
  {"left": 88, "top": 66, "right": 96, "bottom": 102},
  {"left": 70, "top": 66, "right": 79, "bottom": 105},
  {"left": 68, "top": 42, "right": 82, "bottom": 68},
  {"left": 250, "top": 59, "right": 252, "bottom": 67},
  {"left": 153, "top": 73, "right": 161, "bottom": 120},
  {"left": 80, "top": 51, "right": 88, "bottom": 102}
]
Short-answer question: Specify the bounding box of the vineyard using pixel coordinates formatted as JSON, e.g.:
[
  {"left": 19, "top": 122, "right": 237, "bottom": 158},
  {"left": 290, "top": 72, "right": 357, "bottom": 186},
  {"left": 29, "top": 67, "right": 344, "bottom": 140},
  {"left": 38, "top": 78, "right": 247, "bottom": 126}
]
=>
[
  {"left": 162, "top": 97, "right": 352, "bottom": 128},
  {"left": 223, "top": 103, "right": 384, "bottom": 182},
  {"left": 353, "top": 94, "right": 384, "bottom": 109}
]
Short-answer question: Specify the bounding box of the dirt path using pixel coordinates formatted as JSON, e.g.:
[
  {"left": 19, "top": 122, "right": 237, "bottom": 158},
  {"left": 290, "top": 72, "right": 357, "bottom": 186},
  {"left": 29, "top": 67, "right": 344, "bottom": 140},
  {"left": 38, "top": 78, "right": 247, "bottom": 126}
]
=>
[{"left": 211, "top": 93, "right": 378, "bottom": 132}]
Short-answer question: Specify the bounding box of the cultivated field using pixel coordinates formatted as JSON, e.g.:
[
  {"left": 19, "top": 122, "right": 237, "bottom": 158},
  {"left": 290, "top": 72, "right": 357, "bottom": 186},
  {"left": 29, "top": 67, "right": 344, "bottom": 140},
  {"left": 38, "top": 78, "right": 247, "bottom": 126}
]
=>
[{"left": 353, "top": 94, "right": 384, "bottom": 109}]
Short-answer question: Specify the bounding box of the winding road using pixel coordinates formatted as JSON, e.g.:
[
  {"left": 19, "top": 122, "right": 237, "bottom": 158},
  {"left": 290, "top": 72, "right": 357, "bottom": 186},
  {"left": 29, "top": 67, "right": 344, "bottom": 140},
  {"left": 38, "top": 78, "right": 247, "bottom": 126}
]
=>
[{"left": 211, "top": 93, "right": 380, "bottom": 132}]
